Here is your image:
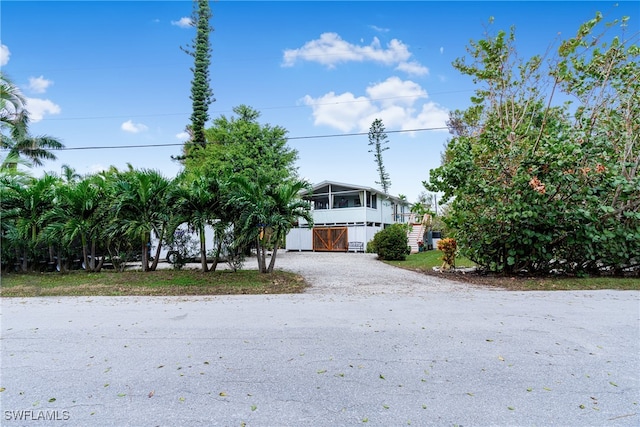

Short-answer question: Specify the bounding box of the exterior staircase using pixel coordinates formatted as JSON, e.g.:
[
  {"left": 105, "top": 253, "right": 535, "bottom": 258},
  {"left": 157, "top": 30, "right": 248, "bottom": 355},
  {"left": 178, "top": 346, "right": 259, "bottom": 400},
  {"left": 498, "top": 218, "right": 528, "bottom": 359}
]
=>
[
  {"left": 406, "top": 213, "right": 432, "bottom": 254},
  {"left": 407, "top": 226, "right": 423, "bottom": 253}
]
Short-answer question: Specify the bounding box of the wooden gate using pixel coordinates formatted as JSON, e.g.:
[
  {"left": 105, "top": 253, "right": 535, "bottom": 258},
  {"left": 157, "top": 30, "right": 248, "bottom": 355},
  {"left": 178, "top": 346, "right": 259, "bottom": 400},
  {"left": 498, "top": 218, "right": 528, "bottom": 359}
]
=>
[{"left": 313, "top": 227, "right": 348, "bottom": 252}]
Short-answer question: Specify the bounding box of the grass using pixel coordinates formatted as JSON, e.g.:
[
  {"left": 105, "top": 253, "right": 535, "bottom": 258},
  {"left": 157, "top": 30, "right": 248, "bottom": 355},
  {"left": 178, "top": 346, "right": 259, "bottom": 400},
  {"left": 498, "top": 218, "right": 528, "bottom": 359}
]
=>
[
  {"left": 385, "top": 249, "right": 476, "bottom": 270},
  {"left": 384, "top": 250, "right": 640, "bottom": 291},
  {"left": 2, "top": 252, "right": 637, "bottom": 297},
  {"left": 0, "top": 269, "right": 308, "bottom": 297}
]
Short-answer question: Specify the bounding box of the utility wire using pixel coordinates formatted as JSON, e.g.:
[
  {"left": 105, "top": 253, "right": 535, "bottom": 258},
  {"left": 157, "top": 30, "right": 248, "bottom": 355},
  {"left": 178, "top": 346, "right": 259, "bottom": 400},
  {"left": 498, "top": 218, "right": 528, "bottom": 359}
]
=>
[{"left": 8, "top": 126, "right": 449, "bottom": 152}]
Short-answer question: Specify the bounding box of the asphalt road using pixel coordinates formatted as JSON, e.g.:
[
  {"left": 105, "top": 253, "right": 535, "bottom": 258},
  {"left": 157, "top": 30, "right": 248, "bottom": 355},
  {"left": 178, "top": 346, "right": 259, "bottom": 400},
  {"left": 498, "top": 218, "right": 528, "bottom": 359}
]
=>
[{"left": 1, "top": 253, "right": 639, "bottom": 426}]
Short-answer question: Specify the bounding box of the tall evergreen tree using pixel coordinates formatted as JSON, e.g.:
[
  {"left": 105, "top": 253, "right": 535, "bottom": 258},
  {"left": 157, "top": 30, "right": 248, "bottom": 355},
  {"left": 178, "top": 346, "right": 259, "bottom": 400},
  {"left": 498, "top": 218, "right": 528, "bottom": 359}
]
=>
[
  {"left": 368, "top": 118, "right": 391, "bottom": 194},
  {"left": 182, "top": 0, "right": 214, "bottom": 149}
]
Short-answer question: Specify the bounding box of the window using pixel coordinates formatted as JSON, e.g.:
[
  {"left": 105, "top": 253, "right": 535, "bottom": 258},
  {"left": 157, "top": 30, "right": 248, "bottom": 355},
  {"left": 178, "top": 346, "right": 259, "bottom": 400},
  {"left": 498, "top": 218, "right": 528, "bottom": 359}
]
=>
[
  {"left": 313, "top": 197, "right": 329, "bottom": 209},
  {"left": 336, "top": 196, "right": 348, "bottom": 208},
  {"left": 332, "top": 194, "right": 360, "bottom": 208},
  {"left": 366, "top": 193, "right": 377, "bottom": 209}
]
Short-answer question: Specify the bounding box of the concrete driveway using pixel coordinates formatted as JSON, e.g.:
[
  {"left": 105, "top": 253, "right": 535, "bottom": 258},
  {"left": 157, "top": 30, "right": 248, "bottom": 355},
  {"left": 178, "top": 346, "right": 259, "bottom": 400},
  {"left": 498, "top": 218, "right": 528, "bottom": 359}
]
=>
[{"left": 1, "top": 252, "right": 638, "bottom": 426}]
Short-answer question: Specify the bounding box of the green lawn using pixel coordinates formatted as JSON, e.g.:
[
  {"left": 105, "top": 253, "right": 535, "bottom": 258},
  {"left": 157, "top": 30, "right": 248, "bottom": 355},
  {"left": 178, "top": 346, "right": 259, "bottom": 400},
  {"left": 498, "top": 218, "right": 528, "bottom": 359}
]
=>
[
  {"left": 384, "top": 250, "right": 476, "bottom": 271},
  {"left": 0, "top": 269, "right": 307, "bottom": 297},
  {"left": 1, "top": 252, "right": 637, "bottom": 296}
]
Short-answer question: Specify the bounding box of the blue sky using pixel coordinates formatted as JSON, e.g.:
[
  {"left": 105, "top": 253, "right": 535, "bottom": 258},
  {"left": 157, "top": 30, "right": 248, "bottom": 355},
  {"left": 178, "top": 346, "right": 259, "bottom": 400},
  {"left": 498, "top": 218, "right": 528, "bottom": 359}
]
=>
[{"left": 1, "top": 1, "right": 636, "bottom": 203}]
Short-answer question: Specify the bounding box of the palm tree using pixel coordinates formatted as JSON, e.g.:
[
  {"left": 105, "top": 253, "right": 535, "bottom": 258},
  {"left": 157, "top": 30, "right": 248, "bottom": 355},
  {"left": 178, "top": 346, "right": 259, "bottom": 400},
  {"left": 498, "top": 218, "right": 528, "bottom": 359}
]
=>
[
  {"left": 1, "top": 73, "right": 64, "bottom": 169},
  {"left": 264, "top": 179, "right": 313, "bottom": 272},
  {"left": 111, "top": 169, "right": 172, "bottom": 271},
  {"left": 92, "top": 168, "right": 138, "bottom": 271},
  {"left": 230, "top": 174, "right": 271, "bottom": 273},
  {"left": 44, "top": 175, "right": 107, "bottom": 272},
  {"left": 231, "top": 175, "right": 312, "bottom": 273},
  {"left": 60, "top": 164, "right": 81, "bottom": 183},
  {"left": 0, "top": 174, "right": 58, "bottom": 271},
  {"left": 0, "top": 73, "right": 27, "bottom": 132},
  {"left": 170, "top": 174, "right": 223, "bottom": 272},
  {"left": 0, "top": 162, "right": 32, "bottom": 270},
  {"left": 1, "top": 126, "right": 65, "bottom": 169}
]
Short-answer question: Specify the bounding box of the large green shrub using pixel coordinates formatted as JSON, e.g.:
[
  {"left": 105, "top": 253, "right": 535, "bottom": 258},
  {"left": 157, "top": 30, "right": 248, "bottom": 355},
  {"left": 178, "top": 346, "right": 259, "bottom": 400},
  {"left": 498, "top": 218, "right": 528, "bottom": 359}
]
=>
[
  {"left": 372, "top": 224, "right": 410, "bottom": 261},
  {"left": 426, "top": 13, "right": 639, "bottom": 275}
]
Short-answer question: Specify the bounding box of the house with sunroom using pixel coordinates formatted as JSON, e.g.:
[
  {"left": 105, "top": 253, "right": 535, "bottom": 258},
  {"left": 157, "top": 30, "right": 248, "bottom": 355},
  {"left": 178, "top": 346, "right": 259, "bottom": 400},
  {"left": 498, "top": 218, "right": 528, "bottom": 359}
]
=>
[{"left": 286, "top": 180, "right": 422, "bottom": 252}]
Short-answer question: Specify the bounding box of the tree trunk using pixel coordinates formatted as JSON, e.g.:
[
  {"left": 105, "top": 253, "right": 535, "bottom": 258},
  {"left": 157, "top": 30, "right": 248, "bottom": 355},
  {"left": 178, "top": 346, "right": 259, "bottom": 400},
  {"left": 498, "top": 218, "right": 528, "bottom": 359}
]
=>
[
  {"left": 29, "top": 224, "right": 37, "bottom": 271},
  {"left": 266, "top": 242, "right": 280, "bottom": 273},
  {"left": 141, "top": 239, "right": 149, "bottom": 272},
  {"left": 150, "top": 227, "right": 164, "bottom": 271},
  {"left": 21, "top": 247, "right": 28, "bottom": 272},
  {"left": 90, "top": 240, "right": 97, "bottom": 270},
  {"left": 210, "top": 238, "right": 223, "bottom": 272},
  {"left": 256, "top": 237, "right": 266, "bottom": 273},
  {"left": 199, "top": 225, "right": 208, "bottom": 272},
  {"left": 95, "top": 255, "right": 105, "bottom": 272},
  {"left": 81, "top": 234, "right": 90, "bottom": 273}
]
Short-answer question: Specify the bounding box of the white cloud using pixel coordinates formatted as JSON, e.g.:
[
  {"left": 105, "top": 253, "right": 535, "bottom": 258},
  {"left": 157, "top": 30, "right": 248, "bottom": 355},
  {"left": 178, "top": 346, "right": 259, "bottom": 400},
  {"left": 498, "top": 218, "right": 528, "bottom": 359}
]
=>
[
  {"left": 440, "top": 46, "right": 444, "bottom": 55},
  {"left": 0, "top": 43, "right": 9, "bottom": 66},
  {"left": 365, "top": 77, "right": 427, "bottom": 107},
  {"left": 171, "top": 17, "right": 192, "bottom": 28},
  {"left": 28, "top": 76, "right": 53, "bottom": 94},
  {"left": 175, "top": 131, "right": 190, "bottom": 140},
  {"left": 402, "top": 102, "right": 450, "bottom": 132},
  {"left": 302, "top": 92, "right": 376, "bottom": 132},
  {"left": 283, "top": 33, "right": 421, "bottom": 73},
  {"left": 395, "top": 61, "right": 429, "bottom": 76},
  {"left": 24, "top": 97, "right": 61, "bottom": 122},
  {"left": 369, "top": 25, "right": 390, "bottom": 33},
  {"left": 302, "top": 77, "right": 448, "bottom": 134},
  {"left": 121, "top": 120, "right": 148, "bottom": 133},
  {"left": 358, "top": 104, "right": 409, "bottom": 133}
]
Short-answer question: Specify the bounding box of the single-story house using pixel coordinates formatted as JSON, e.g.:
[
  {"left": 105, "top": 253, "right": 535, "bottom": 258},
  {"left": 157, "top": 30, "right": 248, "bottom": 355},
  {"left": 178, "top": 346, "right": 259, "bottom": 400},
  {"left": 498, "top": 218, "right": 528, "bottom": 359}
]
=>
[{"left": 286, "top": 180, "right": 412, "bottom": 252}]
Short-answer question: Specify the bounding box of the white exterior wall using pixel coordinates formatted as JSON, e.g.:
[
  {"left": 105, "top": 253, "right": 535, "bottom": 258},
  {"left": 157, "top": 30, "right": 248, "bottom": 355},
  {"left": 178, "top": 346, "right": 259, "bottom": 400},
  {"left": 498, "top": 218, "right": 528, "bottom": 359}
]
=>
[
  {"left": 299, "top": 207, "right": 389, "bottom": 226},
  {"left": 380, "top": 199, "right": 395, "bottom": 224},
  {"left": 366, "top": 225, "right": 382, "bottom": 243},
  {"left": 285, "top": 224, "right": 382, "bottom": 252},
  {"left": 285, "top": 227, "right": 313, "bottom": 251},
  {"left": 304, "top": 207, "right": 364, "bottom": 225},
  {"left": 347, "top": 225, "right": 367, "bottom": 245}
]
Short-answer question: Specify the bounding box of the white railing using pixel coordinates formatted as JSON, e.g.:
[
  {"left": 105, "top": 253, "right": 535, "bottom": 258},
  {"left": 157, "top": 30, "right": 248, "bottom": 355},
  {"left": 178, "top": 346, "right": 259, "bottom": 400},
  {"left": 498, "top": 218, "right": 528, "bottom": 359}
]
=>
[{"left": 406, "top": 214, "right": 433, "bottom": 252}]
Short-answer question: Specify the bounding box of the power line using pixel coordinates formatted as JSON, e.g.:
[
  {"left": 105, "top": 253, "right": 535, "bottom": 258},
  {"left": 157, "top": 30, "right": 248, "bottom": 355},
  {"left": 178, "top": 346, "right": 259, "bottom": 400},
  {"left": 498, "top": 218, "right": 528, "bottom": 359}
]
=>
[
  {"left": 289, "top": 127, "right": 449, "bottom": 141},
  {"left": 3, "top": 126, "right": 449, "bottom": 152}
]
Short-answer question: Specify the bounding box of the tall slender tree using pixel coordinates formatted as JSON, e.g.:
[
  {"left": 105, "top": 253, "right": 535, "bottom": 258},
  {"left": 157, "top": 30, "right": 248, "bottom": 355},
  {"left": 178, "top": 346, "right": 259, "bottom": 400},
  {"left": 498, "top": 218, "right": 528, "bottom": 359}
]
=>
[
  {"left": 182, "top": 0, "right": 214, "bottom": 150},
  {"left": 368, "top": 118, "right": 391, "bottom": 194}
]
